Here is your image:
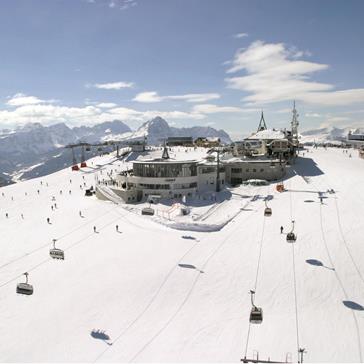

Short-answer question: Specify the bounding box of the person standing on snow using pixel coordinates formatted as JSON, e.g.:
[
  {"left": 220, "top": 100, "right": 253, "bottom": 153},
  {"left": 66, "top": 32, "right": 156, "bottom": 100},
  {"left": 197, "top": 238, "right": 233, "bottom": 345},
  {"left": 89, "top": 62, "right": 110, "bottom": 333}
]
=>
[{"left": 280, "top": 226, "right": 284, "bottom": 234}]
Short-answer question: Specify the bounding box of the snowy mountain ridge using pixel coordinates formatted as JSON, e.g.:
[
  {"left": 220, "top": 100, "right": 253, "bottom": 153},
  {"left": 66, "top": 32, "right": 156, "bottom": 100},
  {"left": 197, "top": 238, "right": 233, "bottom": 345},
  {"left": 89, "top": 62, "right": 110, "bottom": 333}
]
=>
[
  {"left": 299, "top": 126, "right": 364, "bottom": 143},
  {"left": 102, "top": 116, "right": 232, "bottom": 145},
  {"left": 0, "top": 117, "right": 232, "bottom": 185}
]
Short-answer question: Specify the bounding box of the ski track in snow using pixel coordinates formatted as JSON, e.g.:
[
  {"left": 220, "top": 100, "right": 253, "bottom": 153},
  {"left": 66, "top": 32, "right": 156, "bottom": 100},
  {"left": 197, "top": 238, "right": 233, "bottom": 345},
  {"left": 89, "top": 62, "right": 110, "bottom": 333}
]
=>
[{"left": 0, "top": 148, "right": 364, "bottom": 362}]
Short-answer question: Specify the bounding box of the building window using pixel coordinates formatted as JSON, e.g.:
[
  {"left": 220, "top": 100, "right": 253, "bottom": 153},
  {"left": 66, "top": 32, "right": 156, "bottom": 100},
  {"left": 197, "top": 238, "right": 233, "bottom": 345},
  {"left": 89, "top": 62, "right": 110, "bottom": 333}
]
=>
[
  {"left": 231, "top": 168, "right": 242, "bottom": 173},
  {"left": 253, "top": 169, "right": 256, "bottom": 172},
  {"left": 246, "top": 169, "right": 249, "bottom": 172},
  {"left": 260, "top": 168, "right": 264, "bottom": 172}
]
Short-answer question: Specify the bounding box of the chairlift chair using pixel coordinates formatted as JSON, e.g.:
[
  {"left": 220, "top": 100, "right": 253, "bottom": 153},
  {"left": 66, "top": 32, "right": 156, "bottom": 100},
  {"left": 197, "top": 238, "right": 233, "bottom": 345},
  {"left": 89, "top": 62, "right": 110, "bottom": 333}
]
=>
[
  {"left": 16, "top": 272, "right": 33, "bottom": 295},
  {"left": 142, "top": 206, "right": 155, "bottom": 216},
  {"left": 276, "top": 183, "right": 284, "bottom": 192},
  {"left": 286, "top": 221, "right": 296, "bottom": 242},
  {"left": 249, "top": 290, "right": 263, "bottom": 324},
  {"left": 286, "top": 232, "right": 296, "bottom": 242},
  {"left": 250, "top": 306, "right": 263, "bottom": 324},
  {"left": 50, "top": 239, "right": 64, "bottom": 260},
  {"left": 264, "top": 207, "right": 272, "bottom": 216}
]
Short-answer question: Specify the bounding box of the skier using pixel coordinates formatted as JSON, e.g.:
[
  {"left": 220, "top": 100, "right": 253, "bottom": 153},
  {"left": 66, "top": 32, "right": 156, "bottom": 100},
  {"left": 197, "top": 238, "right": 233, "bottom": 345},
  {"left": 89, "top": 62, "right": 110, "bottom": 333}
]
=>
[
  {"left": 116, "top": 224, "right": 119, "bottom": 232},
  {"left": 69, "top": 190, "right": 72, "bottom": 195},
  {"left": 93, "top": 226, "right": 97, "bottom": 233},
  {"left": 280, "top": 226, "right": 284, "bottom": 234},
  {"left": 51, "top": 205, "right": 54, "bottom": 211},
  {"left": 54, "top": 203, "right": 57, "bottom": 209},
  {"left": 5, "top": 213, "right": 8, "bottom": 218},
  {"left": 79, "top": 211, "right": 82, "bottom": 217},
  {"left": 47, "top": 217, "right": 50, "bottom": 224},
  {"left": 37, "top": 190, "right": 40, "bottom": 194},
  {"left": 21, "top": 214, "right": 24, "bottom": 219}
]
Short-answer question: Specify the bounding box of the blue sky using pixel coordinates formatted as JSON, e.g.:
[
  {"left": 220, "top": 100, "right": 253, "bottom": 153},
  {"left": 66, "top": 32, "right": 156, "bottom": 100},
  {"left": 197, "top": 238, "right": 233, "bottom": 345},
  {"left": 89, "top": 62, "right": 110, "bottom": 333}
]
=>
[{"left": 0, "top": 0, "right": 363, "bottom": 139}]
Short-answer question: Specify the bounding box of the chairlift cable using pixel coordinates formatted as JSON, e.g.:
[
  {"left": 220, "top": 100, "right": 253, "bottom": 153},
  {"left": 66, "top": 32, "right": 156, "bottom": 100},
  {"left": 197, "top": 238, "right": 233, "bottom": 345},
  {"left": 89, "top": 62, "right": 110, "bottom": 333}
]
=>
[
  {"left": 288, "top": 179, "right": 301, "bottom": 363},
  {"left": 243, "top": 186, "right": 268, "bottom": 359}
]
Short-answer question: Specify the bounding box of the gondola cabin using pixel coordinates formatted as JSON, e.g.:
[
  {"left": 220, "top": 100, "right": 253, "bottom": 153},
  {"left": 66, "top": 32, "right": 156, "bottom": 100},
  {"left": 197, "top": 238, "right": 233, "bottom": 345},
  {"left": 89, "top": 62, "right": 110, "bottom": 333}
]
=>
[
  {"left": 264, "top": 207, "right": 272, "bottom": 216},
  {"left": 142, "top": 207, "right": 155, "bottom": 216},
  {"left": 50, "top": 248, "right": 64, "bottom": 260},
  {"left": 16, "top": 283, "right": 33, "bottom": 295},
  {"left": 16, "top": 273, "right": 33, "bottom": 295},
  {"left": 250, "top": 306, "right": 263, "bottom": 324},
  {"left": 286, "top": 232, "right": 297, "bottom": 242},
  {"left": 276, "top": 184, "right": 284, "bottom": 192}
]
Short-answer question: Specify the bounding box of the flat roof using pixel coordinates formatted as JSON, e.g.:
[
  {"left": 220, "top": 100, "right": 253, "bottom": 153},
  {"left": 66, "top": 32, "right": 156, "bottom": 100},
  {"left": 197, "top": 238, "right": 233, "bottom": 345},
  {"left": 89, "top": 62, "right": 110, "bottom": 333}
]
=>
[{"left": 133, "top": 159, "right": 198, "bottom": 164}]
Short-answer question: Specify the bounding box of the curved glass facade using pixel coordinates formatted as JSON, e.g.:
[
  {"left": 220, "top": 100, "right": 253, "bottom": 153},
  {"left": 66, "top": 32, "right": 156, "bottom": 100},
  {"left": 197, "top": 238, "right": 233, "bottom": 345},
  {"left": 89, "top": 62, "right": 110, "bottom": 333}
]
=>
[{"left": 133, "top": 162, "right": 197, "bottom": 178}]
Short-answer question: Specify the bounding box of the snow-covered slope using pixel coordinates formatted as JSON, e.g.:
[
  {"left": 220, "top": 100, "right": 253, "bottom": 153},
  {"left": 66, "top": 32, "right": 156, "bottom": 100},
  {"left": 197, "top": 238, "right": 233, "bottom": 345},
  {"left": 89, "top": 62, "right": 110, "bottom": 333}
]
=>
[
  {"left": 0, "top": 147, "right": 364, "bottom": 362},
  {"left": 299, "top": 126, "right": 354, "bottom": 144}
]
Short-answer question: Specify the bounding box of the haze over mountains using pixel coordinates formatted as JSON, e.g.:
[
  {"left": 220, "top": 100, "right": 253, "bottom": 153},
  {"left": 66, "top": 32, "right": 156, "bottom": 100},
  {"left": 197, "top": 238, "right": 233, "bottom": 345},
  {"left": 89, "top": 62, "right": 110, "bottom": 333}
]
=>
[{"left": 0, "top": 117, "right": 231, "bottom": 185}]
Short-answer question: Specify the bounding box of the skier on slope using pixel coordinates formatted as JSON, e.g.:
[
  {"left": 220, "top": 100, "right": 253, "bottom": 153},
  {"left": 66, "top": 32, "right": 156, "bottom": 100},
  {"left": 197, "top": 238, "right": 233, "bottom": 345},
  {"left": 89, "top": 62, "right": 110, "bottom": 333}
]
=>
[{"left": 280, "top": 226, "right": 284, "bottom": 234}]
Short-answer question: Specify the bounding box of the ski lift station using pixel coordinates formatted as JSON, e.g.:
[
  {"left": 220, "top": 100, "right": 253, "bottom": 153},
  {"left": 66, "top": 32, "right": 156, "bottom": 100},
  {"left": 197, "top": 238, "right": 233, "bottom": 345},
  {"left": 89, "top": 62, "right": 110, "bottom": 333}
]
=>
[
  {"left": 96, "top": 146, "right": 226, "bottom": 202},
  {"left": 96, "top": 105, "right": 300, "bottom": 204}
]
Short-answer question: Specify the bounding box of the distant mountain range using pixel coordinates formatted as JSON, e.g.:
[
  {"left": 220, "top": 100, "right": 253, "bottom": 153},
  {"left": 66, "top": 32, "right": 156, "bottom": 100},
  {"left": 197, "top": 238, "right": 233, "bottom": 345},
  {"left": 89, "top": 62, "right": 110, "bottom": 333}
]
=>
[
  {"left": 0, "top": 117, "right": 232, "bottom": 185},
  {"left": 299, "top": 126, "right": 364, "bottom": 144}
]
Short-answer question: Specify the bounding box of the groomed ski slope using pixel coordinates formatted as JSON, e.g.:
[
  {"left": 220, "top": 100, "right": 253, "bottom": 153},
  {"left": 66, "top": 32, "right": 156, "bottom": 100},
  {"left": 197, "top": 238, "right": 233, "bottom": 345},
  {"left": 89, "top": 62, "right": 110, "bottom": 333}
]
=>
[{"left": 0, "top": 147, "right": 364, "bottom": 362}]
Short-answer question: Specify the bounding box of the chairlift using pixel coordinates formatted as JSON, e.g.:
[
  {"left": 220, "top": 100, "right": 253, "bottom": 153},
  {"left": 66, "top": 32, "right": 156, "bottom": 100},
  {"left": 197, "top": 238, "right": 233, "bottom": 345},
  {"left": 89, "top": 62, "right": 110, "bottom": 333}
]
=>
[
  {"left": 142, "top": 206, "right": 155, "bottom": 216},
  {"left": 264, "top": 200, "right": 272, "bottom": 217},
  {"left": 286, "top": 220, "right": 297, "bottom": 242},
  {"left": 276, "top": 183, "right": 284, "bottom": 192},
  {"left": 249, "top": 290, "right": 263, "bottom": 324},
  {"left": 50, "top": 239, "right": 64, "bottom": 260},
  {"left": 286, "top": 232, "right": 296, "bottom": 242},
  {"left": 16, "top": 272, "right": 33, "bottom": 295}
]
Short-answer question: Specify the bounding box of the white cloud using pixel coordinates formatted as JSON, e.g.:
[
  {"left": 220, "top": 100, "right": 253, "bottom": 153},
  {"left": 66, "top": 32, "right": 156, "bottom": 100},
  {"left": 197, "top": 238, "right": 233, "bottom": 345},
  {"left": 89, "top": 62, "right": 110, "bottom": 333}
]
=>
[
  {"left": 192, "top": 104, "right": 257, "bottom": 114},
  {"left": 305, "top": 112, "right": 321, "bottom": 118},
  {"left": 168, "top": 93, "right": 220, "bottom": 103},
  {"left": 234, "top": 32, "right": 248, "bottom": 39},
  {"left": 133, "top": 91, "right": 220, "bottom": 103},
  {"left": 0, "top": 102, "right": 205, "bottom": 128},
  {"left": 133, "top": 91, "right": 162, "bottom": 103},
  {"left": 89, "top": 81, "right": 134, "bottom": 90},
  {"left": 6, "top": 93, "right": 56, "bottom": 107},
  {"left": 96, "top": 102, "right": 118, "bottom": 108},
  {"left": 225, "top": 40, "right": 364, "bottom": 106}
]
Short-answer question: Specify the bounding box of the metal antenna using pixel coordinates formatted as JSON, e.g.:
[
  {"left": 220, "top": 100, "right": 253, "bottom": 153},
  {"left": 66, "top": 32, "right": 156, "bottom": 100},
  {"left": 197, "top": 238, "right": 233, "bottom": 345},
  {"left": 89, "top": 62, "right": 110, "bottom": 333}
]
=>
[{"left": 257, "top": 111, "right": 267, "bottom": 132}]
